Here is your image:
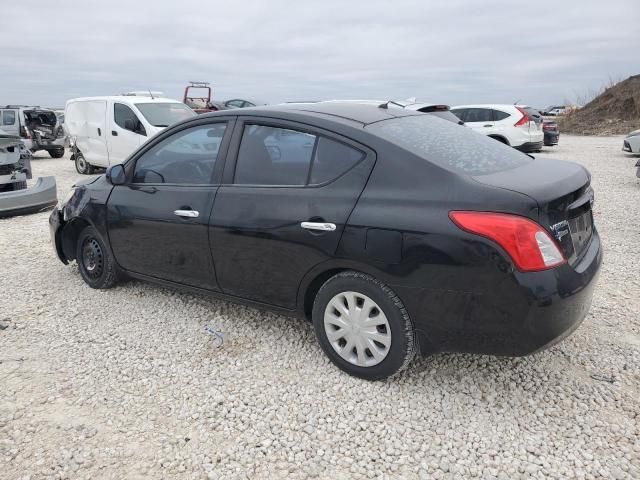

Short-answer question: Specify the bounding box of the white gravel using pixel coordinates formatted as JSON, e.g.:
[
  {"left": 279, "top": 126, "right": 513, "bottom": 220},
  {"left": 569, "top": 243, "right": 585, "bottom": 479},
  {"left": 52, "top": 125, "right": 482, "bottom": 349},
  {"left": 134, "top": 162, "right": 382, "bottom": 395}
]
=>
[{"left": 1, "top": 136, "right": 639, "bottom": 479}]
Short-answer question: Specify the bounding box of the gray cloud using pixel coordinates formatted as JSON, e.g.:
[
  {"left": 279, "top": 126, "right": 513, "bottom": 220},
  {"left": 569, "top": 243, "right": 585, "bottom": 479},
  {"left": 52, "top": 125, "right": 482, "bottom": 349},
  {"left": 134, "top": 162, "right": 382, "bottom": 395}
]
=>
[{"left": 2, "top": 0, "right": 638, "bottom": 108}]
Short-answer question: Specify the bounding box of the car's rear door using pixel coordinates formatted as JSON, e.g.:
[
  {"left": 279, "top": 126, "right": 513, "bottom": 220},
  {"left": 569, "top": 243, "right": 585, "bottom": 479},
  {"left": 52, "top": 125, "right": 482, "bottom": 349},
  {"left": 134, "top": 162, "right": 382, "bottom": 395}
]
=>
[
  {"left": 209, "top": 118, "right": 375, "bottom": 309},
  {"left": 107, "top": 118, "right": 233, "bottom": 290},
  {"left": 461, "top": 108, "right": 495, "bottom": 134}
]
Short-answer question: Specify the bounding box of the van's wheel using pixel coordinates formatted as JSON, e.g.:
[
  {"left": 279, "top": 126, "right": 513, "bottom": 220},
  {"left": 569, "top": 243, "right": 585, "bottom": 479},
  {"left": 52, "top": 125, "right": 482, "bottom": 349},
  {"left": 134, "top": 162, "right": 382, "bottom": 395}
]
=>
[
  {"left": 312, "top": 271, "right": 416, "bottom": 380},
  {"left": 49, "top": 148, "right": 65, "bottom": 158},
  {"left": 75, "top": 151, "right": 94, "bottom": 174},
  {"left": 76, "top": 225, "right": 119, "bottom": 289}
]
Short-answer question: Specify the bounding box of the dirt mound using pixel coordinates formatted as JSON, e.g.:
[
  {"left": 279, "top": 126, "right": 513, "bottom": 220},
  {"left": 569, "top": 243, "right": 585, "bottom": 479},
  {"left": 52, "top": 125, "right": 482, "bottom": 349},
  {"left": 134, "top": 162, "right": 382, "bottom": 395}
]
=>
[{"left": 559, "top": 74, "right": 640, "bottom": 135}]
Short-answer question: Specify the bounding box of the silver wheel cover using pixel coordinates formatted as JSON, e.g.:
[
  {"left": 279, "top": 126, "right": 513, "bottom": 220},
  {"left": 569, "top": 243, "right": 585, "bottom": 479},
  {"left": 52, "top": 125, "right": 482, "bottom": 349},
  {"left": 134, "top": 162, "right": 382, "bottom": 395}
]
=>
[{"left": 323, "top": 291, "right": 391, "bottom": 367}]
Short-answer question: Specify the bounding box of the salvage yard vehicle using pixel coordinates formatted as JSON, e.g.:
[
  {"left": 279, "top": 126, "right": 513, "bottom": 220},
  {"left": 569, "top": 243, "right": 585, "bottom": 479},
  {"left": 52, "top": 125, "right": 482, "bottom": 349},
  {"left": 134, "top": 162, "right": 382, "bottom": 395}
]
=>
[
  {"left": 1, "top": 105, "right": 65, "bottom": 158},
  {"left": 49, "top": 102, "right": 602, "bottom": 380},
  {"left": 0, "top": 129, "right": 57, "bottom": 217},
  {"left": 542, "top": 119, "right": 560, "bottom": 146},
  {"left": 183, "top": 81, "right": 218, "bottom": 114},
  {"left": 451, "top": 104, "right": 544, "bottom": 152},
  {"left": 622, "top": 129, "right": 640, "bottom": 154},
  {"left": 65, "top": 94, "right": 196, "bottom": 174}
]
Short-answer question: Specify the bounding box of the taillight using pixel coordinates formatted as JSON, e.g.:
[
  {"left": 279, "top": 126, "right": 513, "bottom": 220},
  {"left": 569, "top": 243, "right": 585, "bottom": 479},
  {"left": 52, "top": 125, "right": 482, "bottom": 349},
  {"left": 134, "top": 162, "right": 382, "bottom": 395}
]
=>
[
  {"left": 449, "top": 211, "right": 566, "bottom": 272},
  {"left": 514, "top": 106, "right": 529, "bottom": 127}
]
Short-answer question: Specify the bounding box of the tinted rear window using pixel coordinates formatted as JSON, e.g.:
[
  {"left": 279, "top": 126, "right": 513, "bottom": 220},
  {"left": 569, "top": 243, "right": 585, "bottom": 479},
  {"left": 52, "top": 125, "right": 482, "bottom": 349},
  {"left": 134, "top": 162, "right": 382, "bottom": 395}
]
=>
[{"left": 367, "top": 115, "right": 532, "bottom": 176}]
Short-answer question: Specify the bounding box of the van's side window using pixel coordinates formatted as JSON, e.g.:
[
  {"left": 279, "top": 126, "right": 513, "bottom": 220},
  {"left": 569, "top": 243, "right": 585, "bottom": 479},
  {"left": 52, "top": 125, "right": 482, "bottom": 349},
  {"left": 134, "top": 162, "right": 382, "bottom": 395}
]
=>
[
  {"left": 132, "top": 123, "right": 227, "bottom": 184},
  {"left": 114, "top": 103, "right": 146, "bottom": 136},
  {"left": 2, "top": 110, "right": 16, "bottom": 126}
]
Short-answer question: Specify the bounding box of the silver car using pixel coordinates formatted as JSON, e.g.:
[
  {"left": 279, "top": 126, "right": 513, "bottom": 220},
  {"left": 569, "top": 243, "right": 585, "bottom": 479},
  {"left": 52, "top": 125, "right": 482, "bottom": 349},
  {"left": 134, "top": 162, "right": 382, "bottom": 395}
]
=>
[{"left": 0, "top": 106, "right": 66, "bottom": 157}]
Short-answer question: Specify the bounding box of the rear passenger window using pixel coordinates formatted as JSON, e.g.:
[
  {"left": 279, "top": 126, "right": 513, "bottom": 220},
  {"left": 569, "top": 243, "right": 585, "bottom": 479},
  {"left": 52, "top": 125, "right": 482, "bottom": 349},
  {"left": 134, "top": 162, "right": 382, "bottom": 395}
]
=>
[
  {"left": 310, "top": 137, "right": 364, "bottom": 184},
  {"left": 2, "top": 110, "right": 16, "bottom": 126},
  {"left": 464, "top": 108, "right": 493, "bottom": 123},
  {"left": 133, "top": 123, "right": 226, "bottom": 184},
  {"left": 234, "top": 125, "right": 316, "bottom": 185},
  {"left": 492, "top": 110, "right": 510, "bottom": 121}
]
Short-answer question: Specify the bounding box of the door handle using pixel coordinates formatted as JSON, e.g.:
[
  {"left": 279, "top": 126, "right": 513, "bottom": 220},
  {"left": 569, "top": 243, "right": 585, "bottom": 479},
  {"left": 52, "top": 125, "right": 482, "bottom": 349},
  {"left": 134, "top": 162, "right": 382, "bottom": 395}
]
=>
[
  {"left": 97, "top": 128, "right": 102, "bottom": 136},
  {"left": 174, "top": 209, "right": 199, "bottom": 218},
  {"left": 112, "top": 130, "right": 118, "bottom": 136},
  {"left": 300, "top": 222, "right": 336, "bottom": 232},
  {"left": 483, "top": 124, "right": 492, "bottom": 127}
]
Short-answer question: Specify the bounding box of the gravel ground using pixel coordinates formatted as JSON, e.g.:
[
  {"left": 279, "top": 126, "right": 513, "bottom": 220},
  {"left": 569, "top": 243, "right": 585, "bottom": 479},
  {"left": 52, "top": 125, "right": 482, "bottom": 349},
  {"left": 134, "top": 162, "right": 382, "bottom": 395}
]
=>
[{"left": 1, "top": 136, "right": 639, "bottom": 480}]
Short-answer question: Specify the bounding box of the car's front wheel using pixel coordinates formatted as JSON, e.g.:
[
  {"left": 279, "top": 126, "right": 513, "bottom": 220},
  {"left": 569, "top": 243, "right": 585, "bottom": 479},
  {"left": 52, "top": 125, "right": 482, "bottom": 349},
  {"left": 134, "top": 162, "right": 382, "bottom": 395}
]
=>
[
  {"left": 76, "top": 225, "right": 119, "bottom": 289},
  {"left": 312, "top": 271, "right": 416, "bottom": 380},
  {"left": 74, "top": 151, "right": 94, "bottom": 174},
  {"left": 49, "top": 148, "right": 65, "bottom": 158}
]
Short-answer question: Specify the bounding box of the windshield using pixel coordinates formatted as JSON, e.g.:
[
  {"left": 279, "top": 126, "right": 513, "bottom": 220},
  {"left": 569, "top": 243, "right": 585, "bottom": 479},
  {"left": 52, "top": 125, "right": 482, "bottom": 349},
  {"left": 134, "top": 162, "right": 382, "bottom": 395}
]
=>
[
  {"left": 135, "top": 102, "right": 195, "bottom": 127},
  {"left": 367, "top": 115, "right": 532, "bottom": 176}
]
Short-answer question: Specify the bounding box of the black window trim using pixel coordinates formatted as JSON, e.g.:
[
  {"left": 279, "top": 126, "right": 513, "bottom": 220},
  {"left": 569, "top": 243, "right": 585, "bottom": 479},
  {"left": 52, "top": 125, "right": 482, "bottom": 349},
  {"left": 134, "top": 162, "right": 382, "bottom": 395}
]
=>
[
  {"left": 124, "top": 117, "right": 236, "bottom": 187},
  {"left": 222, "top": 116, "right": 371, "bottom": 189}
]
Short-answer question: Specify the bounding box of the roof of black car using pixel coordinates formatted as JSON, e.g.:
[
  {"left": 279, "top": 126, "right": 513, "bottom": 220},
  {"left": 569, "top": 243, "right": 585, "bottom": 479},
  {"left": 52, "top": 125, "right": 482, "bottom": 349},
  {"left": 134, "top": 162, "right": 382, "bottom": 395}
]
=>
[{"left": 227, "top": 101, "right": 420, "bottom": 126}]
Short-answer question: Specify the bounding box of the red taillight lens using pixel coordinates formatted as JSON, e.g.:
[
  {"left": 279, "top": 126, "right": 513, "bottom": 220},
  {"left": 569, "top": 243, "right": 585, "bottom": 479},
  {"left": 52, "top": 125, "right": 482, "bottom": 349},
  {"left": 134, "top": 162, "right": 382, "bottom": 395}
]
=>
[
  {"left": 449, "top": 211, "right": 566, "bottom": 272},
  {"left": 514, "top": 106, "right": 529, "bottom": 127}
]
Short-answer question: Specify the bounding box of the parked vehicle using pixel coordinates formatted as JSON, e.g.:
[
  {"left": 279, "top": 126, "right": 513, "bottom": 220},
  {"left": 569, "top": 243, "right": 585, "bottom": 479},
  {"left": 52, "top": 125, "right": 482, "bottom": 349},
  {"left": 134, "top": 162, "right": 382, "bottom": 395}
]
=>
[
  {"left": 542, "top": 119, "right": 560, "bottom": 146},
  {"left": 50, "top": 103, "right": 601, "bottom": 380},
  {"left": 544, "top": 106, "right": 567, "bottom": 116},
  {"left": 1, "top": 128, "right": 57, "bottom": 217},
  {"left": 622, "top": 129, "right": 640, "bottom": 154},
  {"left": 65, "top": 94, "right": 196, "bottom": 174},
  {"left": 183, "top": 82, "right": 219, "bottom": 114},
  {"left": 1, "top": 106, "right": 65, "bottom": 158},
  {"left": 303, "top": 100, "right": 463, "bottom": 124},
  {"left": 223, "top": 99, "right": 267, "bottom": 109},
  {"left": 450, "top": 104, "right": 544, "bottom": 152}
]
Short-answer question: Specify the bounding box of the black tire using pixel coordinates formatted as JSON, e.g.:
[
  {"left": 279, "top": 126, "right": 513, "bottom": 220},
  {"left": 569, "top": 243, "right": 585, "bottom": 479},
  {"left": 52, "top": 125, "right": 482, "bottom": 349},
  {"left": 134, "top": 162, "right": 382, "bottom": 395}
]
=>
[
  {"left": 49, "top": 148, "right": 65, "bottom": 159},
  {"left": 312, "top": 271, "right": 416, "bottom": 380},
  {"left": 75, "top": 151, "right": 94, "bottom": 175},
  {"left": 75, "top": 226, "right": 119, "bottom": 289}
]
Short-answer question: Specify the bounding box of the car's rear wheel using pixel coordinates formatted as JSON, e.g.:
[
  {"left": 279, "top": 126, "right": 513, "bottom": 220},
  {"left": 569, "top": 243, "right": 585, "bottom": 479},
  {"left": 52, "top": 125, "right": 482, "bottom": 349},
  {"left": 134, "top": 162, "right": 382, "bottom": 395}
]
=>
[
  {"left": 49, "top": 148, "right": 65, "bottom": 159},
  {"left": 75, "top": 151, "right": 94, "bottom": 174},
  {"left": 312, "top": 271, "right": 416, "bottom": 380},
  {"left": 76, "top": 226, "right": 118, "bottom": 289}
]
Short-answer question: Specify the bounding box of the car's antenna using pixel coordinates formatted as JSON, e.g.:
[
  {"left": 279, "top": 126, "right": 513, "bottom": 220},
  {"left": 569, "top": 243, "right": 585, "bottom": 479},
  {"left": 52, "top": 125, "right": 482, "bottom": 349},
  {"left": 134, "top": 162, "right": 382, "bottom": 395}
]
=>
[
  {"left": 379, "top": 100, "right": 405, "bottom": 109},
  {"left": 514, "top": 99, "right": 521, "bottom": 105},
  {"left": 148, "top": 89, "right": 155, "bottom": 100}
]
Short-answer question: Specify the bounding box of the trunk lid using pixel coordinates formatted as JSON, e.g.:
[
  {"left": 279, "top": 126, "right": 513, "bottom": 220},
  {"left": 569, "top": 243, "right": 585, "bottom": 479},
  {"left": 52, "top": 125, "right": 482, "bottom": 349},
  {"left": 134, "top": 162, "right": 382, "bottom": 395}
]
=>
[{"left": 473, "top": 158, "right": 594, "bottom": 264}]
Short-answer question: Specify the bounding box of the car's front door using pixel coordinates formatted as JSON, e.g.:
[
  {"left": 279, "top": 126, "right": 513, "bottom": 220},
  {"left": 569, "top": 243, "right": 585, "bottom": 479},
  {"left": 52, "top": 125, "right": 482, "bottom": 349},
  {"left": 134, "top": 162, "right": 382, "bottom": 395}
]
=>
[
  {"left": 108, "top": 103, "right": 146, "bottom": 165},
  {"left": 209, "top": 119, "right": 375, "bottom": 309},
  {"left": 107, "top": 120, "right": 232, "bottom": 290}
]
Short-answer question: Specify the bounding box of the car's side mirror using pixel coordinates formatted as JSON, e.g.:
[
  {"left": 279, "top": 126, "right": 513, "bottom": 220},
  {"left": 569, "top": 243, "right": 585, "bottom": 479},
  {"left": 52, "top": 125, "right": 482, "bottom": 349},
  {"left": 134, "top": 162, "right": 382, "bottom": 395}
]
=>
[{"left": 106, "top": 164, "right": 126, "bottom": 185}]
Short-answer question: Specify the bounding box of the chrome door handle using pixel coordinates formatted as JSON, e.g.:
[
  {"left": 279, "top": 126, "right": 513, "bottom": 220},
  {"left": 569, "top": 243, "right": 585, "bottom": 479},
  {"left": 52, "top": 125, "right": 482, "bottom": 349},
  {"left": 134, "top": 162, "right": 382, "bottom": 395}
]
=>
[
  {"left": 174, "top": 209, "right": 199, "bottom": 218},
  {"left": 300, "top": 222, "right": 336, "bottom": 232}
]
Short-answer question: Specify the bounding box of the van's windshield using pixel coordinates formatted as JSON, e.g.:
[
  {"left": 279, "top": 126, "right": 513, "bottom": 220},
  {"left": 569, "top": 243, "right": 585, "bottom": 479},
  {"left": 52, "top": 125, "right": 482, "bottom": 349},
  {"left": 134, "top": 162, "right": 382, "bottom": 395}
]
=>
[{"left": 135, "top": 103, "right": 195, "bottom": 127}]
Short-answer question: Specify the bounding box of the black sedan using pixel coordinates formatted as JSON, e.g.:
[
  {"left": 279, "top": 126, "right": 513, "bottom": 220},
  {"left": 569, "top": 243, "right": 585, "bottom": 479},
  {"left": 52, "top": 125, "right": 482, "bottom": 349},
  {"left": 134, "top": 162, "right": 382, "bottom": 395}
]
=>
[
  {"left": 50, "top": 102, "right": 601, "bottom": 380},
  {"left": 543, "top": 119, "right": 560, "bottom": 146}
]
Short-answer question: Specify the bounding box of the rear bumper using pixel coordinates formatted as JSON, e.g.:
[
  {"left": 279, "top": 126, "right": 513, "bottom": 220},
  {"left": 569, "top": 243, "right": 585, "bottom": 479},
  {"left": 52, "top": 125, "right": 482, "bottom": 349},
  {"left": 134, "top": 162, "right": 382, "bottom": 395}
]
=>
[
  {"left": 544, "top": 132, "right": 559, "bottom": 145},
  {"left": 409, "top": 230, "right": 602, "bottom": 357},
  {"left": 0, "top": 176, "right": 57, "bottom": 218},
  {"left": 514, "top": 141, "right": 543, "bottom": 153}
]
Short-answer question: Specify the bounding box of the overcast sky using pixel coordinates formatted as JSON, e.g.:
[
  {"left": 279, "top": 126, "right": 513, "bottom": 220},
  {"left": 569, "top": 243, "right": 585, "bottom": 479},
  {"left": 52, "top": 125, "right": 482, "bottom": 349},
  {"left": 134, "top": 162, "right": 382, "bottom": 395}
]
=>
[{"left": 2, "top": 0, "right": 639, "bottom": 109}]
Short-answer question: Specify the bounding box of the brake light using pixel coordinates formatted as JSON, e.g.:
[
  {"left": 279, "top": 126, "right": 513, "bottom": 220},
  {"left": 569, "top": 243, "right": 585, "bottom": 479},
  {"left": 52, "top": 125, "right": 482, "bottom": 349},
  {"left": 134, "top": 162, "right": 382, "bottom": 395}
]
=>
[
  {"left": 449, "top": 211, "right": 566, "bottom": 271},
  {"left": 514, "top": 106, "right": 529, "bottom": 127}
]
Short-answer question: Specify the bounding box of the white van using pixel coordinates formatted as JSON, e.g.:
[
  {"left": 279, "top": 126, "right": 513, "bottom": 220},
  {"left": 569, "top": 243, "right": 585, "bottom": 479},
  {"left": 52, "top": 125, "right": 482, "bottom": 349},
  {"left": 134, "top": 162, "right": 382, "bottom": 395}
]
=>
[{"left": 65, "top": 95, "right": 195, "bottom": 174}]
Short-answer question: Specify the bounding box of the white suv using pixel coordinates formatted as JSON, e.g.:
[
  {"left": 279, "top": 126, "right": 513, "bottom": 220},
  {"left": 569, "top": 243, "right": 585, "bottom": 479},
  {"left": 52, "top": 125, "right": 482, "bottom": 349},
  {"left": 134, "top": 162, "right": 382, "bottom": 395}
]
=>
[{"left": 450, "top": 104, "right": 544, "bottom": 153}]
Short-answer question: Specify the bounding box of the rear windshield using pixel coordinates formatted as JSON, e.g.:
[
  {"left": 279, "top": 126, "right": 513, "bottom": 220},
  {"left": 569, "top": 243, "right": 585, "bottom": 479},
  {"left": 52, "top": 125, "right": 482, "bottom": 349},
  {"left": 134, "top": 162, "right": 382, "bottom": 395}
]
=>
[
  {"left": 367, "top": 115, "right": 532, "bottom": 176},
  {"left": 135, "top": 102, "right": 195, "bottom": 127},
  {"left": 24, "top": 110, "right": 57, "bottom": 126}
]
